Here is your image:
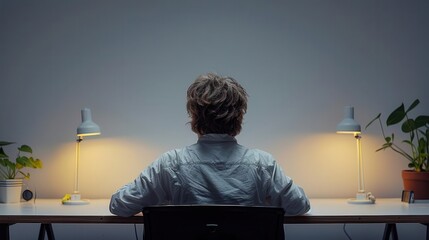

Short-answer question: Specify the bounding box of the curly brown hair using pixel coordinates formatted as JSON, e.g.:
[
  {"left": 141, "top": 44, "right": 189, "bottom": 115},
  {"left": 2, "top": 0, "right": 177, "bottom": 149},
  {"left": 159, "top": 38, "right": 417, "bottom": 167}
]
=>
[{"left": 186, "top": 73, "right": 248, "bottom": 136}]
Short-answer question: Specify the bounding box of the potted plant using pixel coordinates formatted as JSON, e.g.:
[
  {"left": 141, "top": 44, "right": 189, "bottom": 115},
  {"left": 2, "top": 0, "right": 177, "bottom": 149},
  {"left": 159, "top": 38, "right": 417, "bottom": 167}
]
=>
[
  {"left": 366, "top": 99, "right": 429, "bottom": 199},
  {"left": 0, "top": 141, "right": 43, "bottom": 203}
]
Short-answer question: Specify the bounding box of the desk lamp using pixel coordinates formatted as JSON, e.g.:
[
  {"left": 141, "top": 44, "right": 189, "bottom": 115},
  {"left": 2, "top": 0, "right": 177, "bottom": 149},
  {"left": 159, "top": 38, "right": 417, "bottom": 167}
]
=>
[
  {"left": 63, "top": 108, "right": 100, "bottom": 205},
  {"left": 337, "top": 106, "right": 375, "bottom": 204}
]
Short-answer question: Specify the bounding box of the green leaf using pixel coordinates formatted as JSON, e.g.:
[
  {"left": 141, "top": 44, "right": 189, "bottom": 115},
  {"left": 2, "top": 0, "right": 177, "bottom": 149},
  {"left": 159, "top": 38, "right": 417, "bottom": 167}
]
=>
[
  {"left": 415, "top": 115, "right": 429, "bottom": 128},
  {"left": 0, "top": 159, "right": 8, "bottom": 167},
  {"left": 15, "top": 162, "right": 23, "bottom": 169},
  {"left": 6, "top": 162, "right": 16, "bottom": 171},
  {"left": 402, "top": 119, "right": 415, "bottom": 133},
  {"left": 365, "top": 113, "right": 381, "bottom": 129},
  {"left": 405, "top": 99, "right": 420, "bottom": 113},
  {"left": 0, "top": 141, "right": 15, "bottom": 146},
  {"left": 32, "top": 158, "right": 43, "bottom": 168},
  {"left": 0, "top": 147, "right": 9, "bottom": 159},
  {"left": 16, "top": 156, "right": 29, "bottom": 169},
  {"left": 27, "top": 157, "right": 37, "bottom": 168},
  {"left": 0, "top": 142, "right": 42, "bottom": 179},
  {"left": 18, "top": 145, "right": 32, "bottom": 154},
  {"left": 16, "top": 156, "right": 42, "bottom": 169},
  {"left": 387, "top": 103, "right": 406, "bottom": 126},
  {"left": 385, "top": 136, "right": 392, "bottom": 143},
  {"left": 403, "top": 140, "right": 414, "bottom": 147}
]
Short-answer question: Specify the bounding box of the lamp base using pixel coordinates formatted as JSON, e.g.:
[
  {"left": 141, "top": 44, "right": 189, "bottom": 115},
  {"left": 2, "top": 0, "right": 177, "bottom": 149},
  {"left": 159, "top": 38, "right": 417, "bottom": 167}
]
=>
[
  {"left": 347, "top": 198, "right": 374, "bottom": 204},
  {"left": 347, "top": 192, "right": 376, "bottom": 204},
  {"left": 62, "top": 193, "right": 90, "bottom": 205},
  {"left": 62, "top": 199, "right": 90, "bottom": 205}
]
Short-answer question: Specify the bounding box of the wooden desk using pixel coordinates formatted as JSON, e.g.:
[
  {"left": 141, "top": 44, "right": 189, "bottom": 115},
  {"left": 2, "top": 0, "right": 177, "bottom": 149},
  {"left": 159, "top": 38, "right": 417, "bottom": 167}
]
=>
[{"left": 1, "top": 198, "right": 428, "bottom": 239}]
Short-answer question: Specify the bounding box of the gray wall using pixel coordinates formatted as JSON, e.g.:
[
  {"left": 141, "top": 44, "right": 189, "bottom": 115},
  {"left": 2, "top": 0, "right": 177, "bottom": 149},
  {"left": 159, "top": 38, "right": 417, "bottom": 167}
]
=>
[{"left": 1, "top": 0, "right": 429, "bottom": 239}]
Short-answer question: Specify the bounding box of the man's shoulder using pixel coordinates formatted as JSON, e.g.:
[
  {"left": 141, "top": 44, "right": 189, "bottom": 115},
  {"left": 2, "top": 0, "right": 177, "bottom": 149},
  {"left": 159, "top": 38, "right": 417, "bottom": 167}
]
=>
[
  {"left": 163, "top": 146, "right": 191, "bottom": 157},
  {"left": 243, "top": 146, "right": 273, "bottom": 158},
  {"left": 155, "top": 147, "right": 189, "bottom": 166},
  {"left": 240, "top": 147, "right": 277, "bottom": 166}
]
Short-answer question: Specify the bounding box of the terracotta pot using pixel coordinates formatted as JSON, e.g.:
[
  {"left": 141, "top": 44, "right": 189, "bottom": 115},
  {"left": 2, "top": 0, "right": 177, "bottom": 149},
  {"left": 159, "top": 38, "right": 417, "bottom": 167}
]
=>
[{"left": 402, "top": 170, "right": 429, "bottom": 200}]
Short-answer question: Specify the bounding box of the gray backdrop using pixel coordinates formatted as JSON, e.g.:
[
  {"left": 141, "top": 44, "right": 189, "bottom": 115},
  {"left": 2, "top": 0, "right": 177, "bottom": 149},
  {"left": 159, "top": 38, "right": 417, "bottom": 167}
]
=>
[{"left": 1, "top": 0, "right": 428, "bottom": 239}]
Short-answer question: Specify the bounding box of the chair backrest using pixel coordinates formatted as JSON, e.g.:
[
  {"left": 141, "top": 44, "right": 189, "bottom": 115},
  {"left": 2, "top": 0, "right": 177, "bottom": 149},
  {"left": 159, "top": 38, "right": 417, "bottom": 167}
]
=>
[{"left": 143, "top": 205, "right": 285, "bottom": 240}]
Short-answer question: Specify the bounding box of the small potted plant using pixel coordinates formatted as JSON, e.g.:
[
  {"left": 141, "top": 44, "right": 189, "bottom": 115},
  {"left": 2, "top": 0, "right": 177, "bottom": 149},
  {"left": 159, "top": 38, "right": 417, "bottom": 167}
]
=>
[
  {"left": 0, "top": 141, "right": 43, "bottom": 203},
  {"left": 366, "top": 99, "right": 429, "bottom": 199}
]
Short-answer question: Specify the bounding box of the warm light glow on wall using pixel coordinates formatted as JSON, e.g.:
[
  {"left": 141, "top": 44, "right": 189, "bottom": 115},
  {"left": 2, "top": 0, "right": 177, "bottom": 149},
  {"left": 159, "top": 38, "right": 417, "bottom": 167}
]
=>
[
  {"left": 272, "top": 133, "right": 406, "bottom": 198},
  {"left": 31, "top": 138, "right": 161, "bottom": 198},
  {"left": 26, "top": 134, "right": 408, "bottom": 199}
]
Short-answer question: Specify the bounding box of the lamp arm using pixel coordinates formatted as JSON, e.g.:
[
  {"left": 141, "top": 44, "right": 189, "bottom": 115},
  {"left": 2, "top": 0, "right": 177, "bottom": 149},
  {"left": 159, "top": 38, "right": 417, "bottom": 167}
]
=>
[
  {"left": 74, "top": 136, "right": 83, "bottom": 194},
  {"left": 355, "top": 133, "right": 365, "bottom": 193}
]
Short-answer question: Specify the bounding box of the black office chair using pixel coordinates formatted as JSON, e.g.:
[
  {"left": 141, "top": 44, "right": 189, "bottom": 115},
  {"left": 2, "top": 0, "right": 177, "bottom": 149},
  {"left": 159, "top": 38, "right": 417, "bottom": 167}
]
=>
[{"left": 143, "top": 205, "right": 285, "bottom": 240}]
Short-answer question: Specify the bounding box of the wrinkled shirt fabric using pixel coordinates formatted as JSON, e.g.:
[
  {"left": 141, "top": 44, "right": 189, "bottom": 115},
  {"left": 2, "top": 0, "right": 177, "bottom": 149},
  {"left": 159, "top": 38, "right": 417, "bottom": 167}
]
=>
[{"left": 110, "top": 134, "right": 310, "bottom": 217}]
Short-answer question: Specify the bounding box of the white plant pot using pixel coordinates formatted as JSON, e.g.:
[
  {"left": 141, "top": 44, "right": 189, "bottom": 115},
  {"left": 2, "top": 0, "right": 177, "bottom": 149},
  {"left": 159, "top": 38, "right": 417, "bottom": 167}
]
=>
[{"left": 0, "top": 179, "right": 23, "bottom": 203}]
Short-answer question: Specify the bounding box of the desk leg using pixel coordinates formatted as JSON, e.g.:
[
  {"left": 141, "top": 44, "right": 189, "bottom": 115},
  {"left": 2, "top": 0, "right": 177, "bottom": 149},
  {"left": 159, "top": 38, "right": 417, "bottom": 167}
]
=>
[
  {"left": 422, "top": 223, "right": 429, "bottom": 240},
  {"left": 0, "top": 223, "right": 11, "bottom": 240},
  {"left": 38, "top": 224, "right": 55, "bottom": 240},
  {"left": 383, "top": 224, "right": 398, "bottom": 240}
]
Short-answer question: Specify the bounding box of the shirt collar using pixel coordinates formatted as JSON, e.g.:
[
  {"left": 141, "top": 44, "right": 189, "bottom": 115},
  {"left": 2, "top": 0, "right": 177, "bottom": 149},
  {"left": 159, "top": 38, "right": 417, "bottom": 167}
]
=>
[{"left": 197, "top": 134, "right": 237, "bottom": 143}]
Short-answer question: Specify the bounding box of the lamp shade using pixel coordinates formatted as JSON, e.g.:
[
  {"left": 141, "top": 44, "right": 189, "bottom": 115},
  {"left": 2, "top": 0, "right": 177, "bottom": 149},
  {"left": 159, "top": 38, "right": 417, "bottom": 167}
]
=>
[
  {"left": 77, "top": 108, "right": 101, "bottom": 137},
  {"left": 336, "top": 106, "right": 361, "bottom": 134}
]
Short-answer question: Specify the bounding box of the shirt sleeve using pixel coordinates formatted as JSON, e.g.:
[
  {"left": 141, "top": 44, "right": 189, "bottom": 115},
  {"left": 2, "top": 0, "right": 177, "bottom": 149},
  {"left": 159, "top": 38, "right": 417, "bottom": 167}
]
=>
[
  {"left": 109, "top": 158, "right": 168, "bottom": 217},
  {"left": 269, "top": 160, "right": 311, "bottom": 215}
]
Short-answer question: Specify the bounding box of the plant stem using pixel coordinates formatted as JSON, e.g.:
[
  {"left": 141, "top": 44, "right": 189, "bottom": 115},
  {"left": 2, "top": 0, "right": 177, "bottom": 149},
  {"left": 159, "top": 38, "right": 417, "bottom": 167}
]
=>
[
  {"left": 389, "top": 143, "right": 414, "bottom": 162},
  {"left": 378, "top": 118, "right": 387, "bottom": 139}
]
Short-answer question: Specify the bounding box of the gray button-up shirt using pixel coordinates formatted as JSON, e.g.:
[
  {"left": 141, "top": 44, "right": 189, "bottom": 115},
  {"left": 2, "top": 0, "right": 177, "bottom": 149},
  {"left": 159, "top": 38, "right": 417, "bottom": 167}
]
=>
[{"left": 110, "top": 134, "right": 310, "bottom": 217}]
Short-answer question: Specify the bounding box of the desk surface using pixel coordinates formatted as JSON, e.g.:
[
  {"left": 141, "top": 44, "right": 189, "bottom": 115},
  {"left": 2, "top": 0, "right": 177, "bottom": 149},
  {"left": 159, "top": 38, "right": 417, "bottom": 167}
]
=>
[{"left": 0, "top": 198, "right": 428, "bottom": 224}]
